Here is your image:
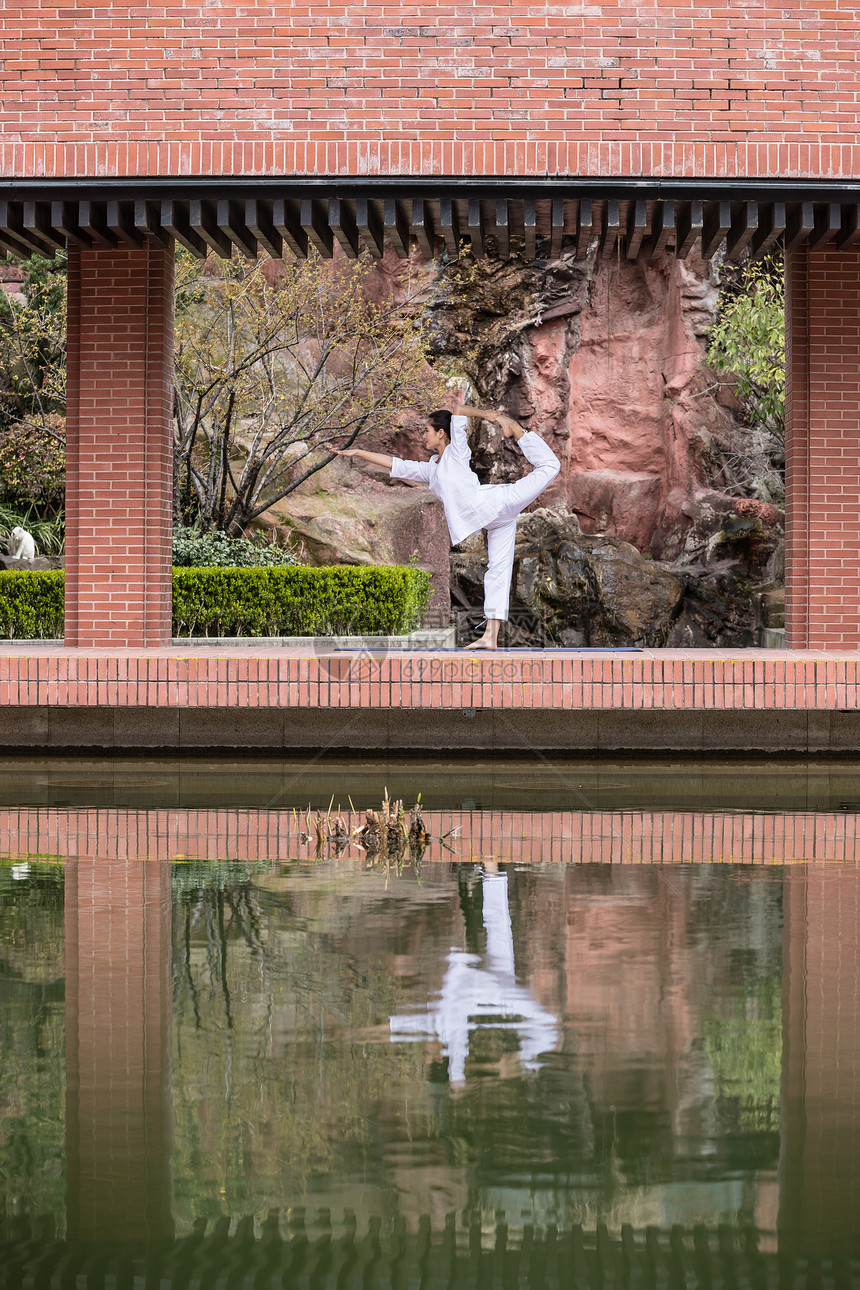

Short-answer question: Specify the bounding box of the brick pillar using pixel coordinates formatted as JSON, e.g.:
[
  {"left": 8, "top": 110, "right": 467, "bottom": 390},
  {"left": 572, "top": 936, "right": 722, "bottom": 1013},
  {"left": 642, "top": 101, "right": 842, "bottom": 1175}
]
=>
[
  {"left": 779, "top": 867, "right": 860, "bottom": 1256},
  {"left": 65, "top": 857, "right": 174, "bottom": 1244},
  {"left": 65, "top": 245, "right": 174, "bottom": 647},
  {"left": 785, "top": 246, "right": 860, "bottom": 649}
]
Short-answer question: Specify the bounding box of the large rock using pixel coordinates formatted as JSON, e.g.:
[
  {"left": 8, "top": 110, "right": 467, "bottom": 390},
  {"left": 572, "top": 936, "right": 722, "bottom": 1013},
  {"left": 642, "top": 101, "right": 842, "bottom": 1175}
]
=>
[
  {"left": 0, "top": 555, "right": 62, "bottom": 571},
  {"left": 665, "top": 570, "right": 760, "bottom": 649},
  {"left": 585, "top": 539, "right": 683, "bottom": 646},
  {"left": 425, "top": 246, "right": 784, "bottom": 567},
  {"left": 651, "top": 487, "right": 784, "bottom": 583},
  {"left": 450, "top": 505, "right": 782, "bottom": 648},
  {"left": 451, "top": 507, "right": 684, "bottom": 647},
  {"left": 568, "top": 470, "right": 664, "bottom": 550},
  {"left": 267, "top": 465, "right": 451, "bottom": 621}
]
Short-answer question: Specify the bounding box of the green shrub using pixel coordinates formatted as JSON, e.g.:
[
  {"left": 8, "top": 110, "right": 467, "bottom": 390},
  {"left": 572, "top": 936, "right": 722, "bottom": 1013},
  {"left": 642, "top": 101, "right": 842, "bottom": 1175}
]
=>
[
  {"left": 0, "top": 570, "right": 64, "bottom": 639},
  {"left": 0, "top": 565, "right": 430, "bottom": 639},
  {"left": 171, "top": 526, "right": 299, "bottom": 568},
  {"left": 172, "top": 565, "right": 430, "bottom": 637}
]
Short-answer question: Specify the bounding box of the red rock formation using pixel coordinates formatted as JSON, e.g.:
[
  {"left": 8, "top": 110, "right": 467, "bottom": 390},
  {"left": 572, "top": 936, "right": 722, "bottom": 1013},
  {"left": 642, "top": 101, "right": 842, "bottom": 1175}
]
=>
[
  {"left": 428, "top": 248, "right": 773, "bottom": 547},
  {"left": 273, "top": 245, "right": 783, "bottom": 642}
]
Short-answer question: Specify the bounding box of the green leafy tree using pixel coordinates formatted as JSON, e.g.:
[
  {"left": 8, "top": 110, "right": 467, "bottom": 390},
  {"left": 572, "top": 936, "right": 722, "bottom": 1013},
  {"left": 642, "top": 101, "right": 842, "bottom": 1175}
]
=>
[
  {"left": 0, "top": 254, "right": 67, "bottom": 546},
  {"left": 0, "top": 252, "right": 67, "bottom": 444},
  {"left": 171, "top": 524, "right": 298, "bottom": 568},
  {"left": 173, "top": 249, "right": 453, "bottom": 533},
  {"left": 707, "top": 255, "right": 785, "bottom": 436}
]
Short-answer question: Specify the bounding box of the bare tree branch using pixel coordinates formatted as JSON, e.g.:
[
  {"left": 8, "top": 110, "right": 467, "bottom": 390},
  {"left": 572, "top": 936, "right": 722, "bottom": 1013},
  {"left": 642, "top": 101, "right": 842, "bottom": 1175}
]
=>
[{"left": 172, "top": 248, "right": 454, "bottom": 531}]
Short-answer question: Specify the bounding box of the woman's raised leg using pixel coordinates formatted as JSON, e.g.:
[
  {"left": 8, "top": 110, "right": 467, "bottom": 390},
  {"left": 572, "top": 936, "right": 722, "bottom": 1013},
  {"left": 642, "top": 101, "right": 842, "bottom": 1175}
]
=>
[{"left": 501, "top": 431, "right": 561, "bottom": 513}]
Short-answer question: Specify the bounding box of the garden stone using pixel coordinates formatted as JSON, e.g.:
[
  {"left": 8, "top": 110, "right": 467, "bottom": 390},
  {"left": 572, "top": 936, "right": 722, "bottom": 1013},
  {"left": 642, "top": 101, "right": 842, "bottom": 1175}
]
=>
[{"left": 0, "top": 554, "right": 59, "bottom": 571}]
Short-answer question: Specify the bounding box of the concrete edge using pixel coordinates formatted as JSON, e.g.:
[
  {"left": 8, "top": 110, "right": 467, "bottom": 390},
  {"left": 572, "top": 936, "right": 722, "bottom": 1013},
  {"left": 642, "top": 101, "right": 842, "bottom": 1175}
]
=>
[
  {"left": 3, "top": 706, "right": 860, "bottom": 755},
  {"left": 168, "top": 627, "right": 458, "bottom": 649},
  {"left": 0, "top": 629, "right": 459, "bottom": 651}
]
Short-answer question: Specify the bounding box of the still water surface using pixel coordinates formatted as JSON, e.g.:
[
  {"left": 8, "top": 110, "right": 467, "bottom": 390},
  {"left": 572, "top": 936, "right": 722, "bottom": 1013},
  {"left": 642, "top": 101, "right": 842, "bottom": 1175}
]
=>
[{"left": 1, "top": 759, "right": 859, "bottom": 1283}]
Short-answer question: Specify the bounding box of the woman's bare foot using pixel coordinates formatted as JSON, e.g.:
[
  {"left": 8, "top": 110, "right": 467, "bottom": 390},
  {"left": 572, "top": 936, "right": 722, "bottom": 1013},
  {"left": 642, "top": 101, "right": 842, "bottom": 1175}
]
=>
[{"left": 465, "top": 620, "right": 501, "bottom": 650}]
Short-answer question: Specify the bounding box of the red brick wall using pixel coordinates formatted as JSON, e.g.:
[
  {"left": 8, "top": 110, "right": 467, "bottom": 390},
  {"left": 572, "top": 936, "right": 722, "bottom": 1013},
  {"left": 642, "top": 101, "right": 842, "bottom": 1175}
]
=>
[
  {"left": 65, "top": 856, "right": 174, "bottom": 1244},
  {"left": 2, "top": 650, "right": 860, "bottom": 709},
  {"left": 785, "top": 247, "right": 860, "bottom": 650},
  {"left": 65, "top": 245, "right": 174, "bottom": 647},
  {"left": 2, "top": 2, "right": 859, "bottom": 179}
]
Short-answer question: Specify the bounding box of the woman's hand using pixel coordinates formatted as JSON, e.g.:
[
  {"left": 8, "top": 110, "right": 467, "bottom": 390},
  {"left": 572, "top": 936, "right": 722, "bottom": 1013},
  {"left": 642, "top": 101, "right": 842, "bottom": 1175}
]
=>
[
  {"left": 456, "top": 405, "right": 524, "bottom": 440},
  {"left": 457, "top": 404, "right": 503, "bottom": 423},
  {"left": 331, "top": 446, "right": 395, "bottom": 468}
]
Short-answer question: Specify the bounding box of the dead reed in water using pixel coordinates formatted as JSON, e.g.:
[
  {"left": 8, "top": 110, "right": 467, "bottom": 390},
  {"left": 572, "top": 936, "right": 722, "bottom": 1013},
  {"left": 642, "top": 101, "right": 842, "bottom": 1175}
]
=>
[{"left": 294, "top": 790, "right": 432, "bottom": 868}]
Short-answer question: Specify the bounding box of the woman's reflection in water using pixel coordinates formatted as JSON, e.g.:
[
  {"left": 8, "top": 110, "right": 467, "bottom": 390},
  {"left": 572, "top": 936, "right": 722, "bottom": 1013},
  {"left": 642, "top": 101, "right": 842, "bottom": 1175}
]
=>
[{"left": 389, "top": 863, "right": 559, "bottom": 1085}]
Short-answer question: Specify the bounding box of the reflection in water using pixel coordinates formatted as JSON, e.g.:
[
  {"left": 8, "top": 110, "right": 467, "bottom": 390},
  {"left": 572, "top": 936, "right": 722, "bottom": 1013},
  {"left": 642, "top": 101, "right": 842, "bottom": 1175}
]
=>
[
  {"left": 64, "top": 856, "right": 174, "bottom": 1245},
  {"left": 3, "top": 753, "right": 860, "bottom": 814},
  {"left": 1, "top": 822, "right": 860, "bottom": 1283},
  {"left": 0, "top": 863, "right": 64, "bottom": 1225},
  {"left": 390, "top": 870, "right": 560, "bottom": 1085}
]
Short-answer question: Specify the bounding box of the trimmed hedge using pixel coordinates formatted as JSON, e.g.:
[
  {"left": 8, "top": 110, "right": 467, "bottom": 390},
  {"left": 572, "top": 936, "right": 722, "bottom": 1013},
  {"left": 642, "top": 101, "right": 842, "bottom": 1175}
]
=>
[
  {"left": 0, "top": 570, "right": 64, "bottom": 640},
  {"left": 173, "top": 565, "right": 430, "bottom": 636},
  {"left": 0, "top": 565, "right": 431, "bottom": 639}
]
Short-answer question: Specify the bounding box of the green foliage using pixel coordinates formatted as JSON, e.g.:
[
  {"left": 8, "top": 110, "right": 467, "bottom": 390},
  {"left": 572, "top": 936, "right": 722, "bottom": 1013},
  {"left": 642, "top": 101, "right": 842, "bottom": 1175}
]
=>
[
  {"left": 0, "top": 418, "right": 65, "bottom": 509},
  {"left": 0, "top": 252, "right": 67, "bottom": 429},
  {"left": 707, "top": 255, "right": 785, "bottom": 434},
  {"left": 172, "top": 564, "right": 430, "bottom": 637},
  {"left": 0, "top": 565, "right": 430, "bottom": 638},
  {"left": 0, "top": 253, "right": 67, "bottom": 524},
  {"left": 172, "top": 525, "right": 298, "bottom": 569},
  {"left": 0, "top": 502, "right": 65, "bottom": 557},
  {"left": 0, "top": 569, "right": 64, "bottom": 638},
  {"left": 703, "top": 975, "right": 782, "bottom": 1136}
]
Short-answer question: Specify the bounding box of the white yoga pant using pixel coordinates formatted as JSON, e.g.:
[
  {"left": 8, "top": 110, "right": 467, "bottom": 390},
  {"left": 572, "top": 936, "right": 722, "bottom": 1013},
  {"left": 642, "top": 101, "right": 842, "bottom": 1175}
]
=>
[{"left": 483, "top": 431, "right": 560, "bottom": 621}]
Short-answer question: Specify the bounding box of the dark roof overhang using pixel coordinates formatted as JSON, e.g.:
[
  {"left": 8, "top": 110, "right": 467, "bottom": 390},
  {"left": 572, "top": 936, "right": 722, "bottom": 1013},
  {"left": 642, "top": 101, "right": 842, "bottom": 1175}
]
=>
[{"left": 2, "top": 175, "right": 859, "bottom": 261}]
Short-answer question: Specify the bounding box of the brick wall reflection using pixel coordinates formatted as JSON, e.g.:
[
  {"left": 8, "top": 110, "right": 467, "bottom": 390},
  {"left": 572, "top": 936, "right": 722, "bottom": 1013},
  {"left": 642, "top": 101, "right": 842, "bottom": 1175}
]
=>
[
  {"left": 4, "top": 807, "right": 859, "bottom": 864},
  {"left": 780, "top": 866, "right": 860, "bottom": 1256},
  {"left": 65, "top": 856, "right": 174, "bottom": 1243}
]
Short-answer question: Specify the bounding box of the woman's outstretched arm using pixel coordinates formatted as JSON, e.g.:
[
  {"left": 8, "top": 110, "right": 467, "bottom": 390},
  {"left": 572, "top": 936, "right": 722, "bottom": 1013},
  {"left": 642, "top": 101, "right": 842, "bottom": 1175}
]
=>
[
  {"left": 455, "top": 405, "right": 525, "bottom": 442},
  {"left": 332, "top": 447, "right": 394, "bottom": 468},
  {"left": 334, "top": 445, "right": 431, "bottom": 485}
]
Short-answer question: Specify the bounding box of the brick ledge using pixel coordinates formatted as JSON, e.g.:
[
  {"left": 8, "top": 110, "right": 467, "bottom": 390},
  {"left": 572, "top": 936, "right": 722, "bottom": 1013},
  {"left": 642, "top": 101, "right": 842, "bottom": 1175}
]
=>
[{"left": 1, "top": 647, "right": 859, "bottom": 713}]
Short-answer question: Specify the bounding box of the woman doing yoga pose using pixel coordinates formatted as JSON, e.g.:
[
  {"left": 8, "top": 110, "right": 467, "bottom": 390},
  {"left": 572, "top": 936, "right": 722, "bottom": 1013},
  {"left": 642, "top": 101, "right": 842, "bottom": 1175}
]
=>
[{"left": 333, "top": 405, "right": 560, "bottom": 650}]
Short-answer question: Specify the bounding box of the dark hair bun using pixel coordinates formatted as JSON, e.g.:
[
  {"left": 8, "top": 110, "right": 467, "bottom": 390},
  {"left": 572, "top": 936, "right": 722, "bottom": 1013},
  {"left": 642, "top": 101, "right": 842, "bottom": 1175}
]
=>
[{"left": 427, "top": 410, "right": 452, "bottom": 437}]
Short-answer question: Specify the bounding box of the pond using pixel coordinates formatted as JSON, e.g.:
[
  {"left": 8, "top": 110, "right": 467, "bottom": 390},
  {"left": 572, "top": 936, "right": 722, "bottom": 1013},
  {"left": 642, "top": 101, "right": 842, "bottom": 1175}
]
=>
[{"left": 1, "top": 757, "right": 859, "bottom": 1285}]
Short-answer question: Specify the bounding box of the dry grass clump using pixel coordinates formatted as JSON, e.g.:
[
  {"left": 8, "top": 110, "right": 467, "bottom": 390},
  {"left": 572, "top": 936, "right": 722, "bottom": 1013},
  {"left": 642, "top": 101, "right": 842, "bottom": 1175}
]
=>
[{"left": 296, "top": 790, "right": 433, "bottom": 871}]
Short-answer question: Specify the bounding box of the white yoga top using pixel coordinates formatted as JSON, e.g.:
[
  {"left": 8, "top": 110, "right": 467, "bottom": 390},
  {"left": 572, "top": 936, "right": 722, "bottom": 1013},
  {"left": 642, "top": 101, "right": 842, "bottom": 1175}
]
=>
[{"left": 390, "top": 414, "right": 505, "bottom": 545}]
